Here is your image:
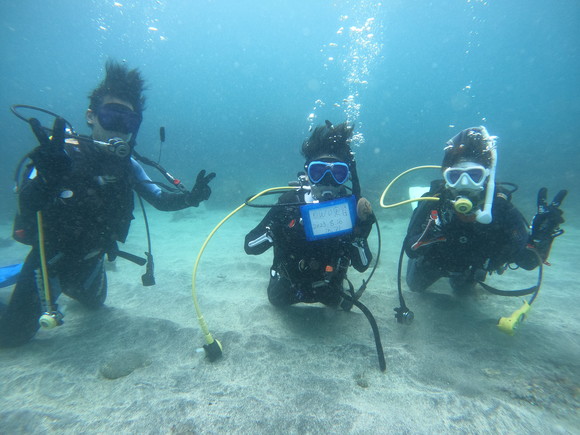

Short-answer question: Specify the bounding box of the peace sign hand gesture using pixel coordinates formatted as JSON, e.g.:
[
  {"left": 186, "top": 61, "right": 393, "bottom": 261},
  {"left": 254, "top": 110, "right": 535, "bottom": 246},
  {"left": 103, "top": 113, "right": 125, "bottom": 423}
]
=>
[{"left": 531, "top": 188, "right": 567, "bottom": 242}]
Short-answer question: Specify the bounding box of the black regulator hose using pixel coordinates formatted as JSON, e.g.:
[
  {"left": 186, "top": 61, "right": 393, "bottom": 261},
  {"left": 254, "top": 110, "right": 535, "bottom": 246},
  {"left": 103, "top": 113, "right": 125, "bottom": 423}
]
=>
[
  {"left": 341, "top": 291, "right": 386, "bottom": 372},
  {"left": 349, "top": 158, "right": 362, "bottom": 200},
  {"left": 354, "top": 213, "right": 381, "bottom": 300},
  {"left": 137, "top": 194, "right": 156, "bottom": 287},
  {"left": 243, "top": 189, "right": 307, "bottom": 208},
  {"left": 394, "top": 244, "right": 414, "bottom": 324}
]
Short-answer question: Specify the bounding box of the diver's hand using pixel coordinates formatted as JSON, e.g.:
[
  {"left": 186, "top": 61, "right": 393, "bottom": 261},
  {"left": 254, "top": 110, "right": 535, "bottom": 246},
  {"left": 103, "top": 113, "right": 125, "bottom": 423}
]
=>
[
  {"left": 353, "top": 197, "right": 375, "bottom": 238},
  {"left": 28, "top": 117, "right": 70, "bottom": 184},
  {"left": 356, "top": 197, "right": 373, "bottom": 221},
  {"left": 186, "top": 169, "right": 216, "bottom": 207},
  {"left": 531, "top": 188, "right": 567, "bottom": 242}
]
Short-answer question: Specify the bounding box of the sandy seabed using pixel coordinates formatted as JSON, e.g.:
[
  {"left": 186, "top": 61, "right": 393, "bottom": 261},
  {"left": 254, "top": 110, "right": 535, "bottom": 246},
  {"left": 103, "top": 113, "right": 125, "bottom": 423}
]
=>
[{"left": 1, "top": 203, "right": 578, "bottom": 434}]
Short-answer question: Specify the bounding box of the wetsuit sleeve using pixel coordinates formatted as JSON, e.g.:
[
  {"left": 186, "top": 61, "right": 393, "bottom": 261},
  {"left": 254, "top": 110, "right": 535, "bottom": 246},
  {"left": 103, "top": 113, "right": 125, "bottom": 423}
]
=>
[
  {"left": 353, "top": 213, "right": 374, "bottom": 240},
  {"left": 17, "top": 166, "right": 53, "bottom": 215},
  {"left": 130, "top": 159, "right": 191, "bottom": 211},
  {"left": 346, "top": 211, "right": 374, "bottom": 272},
  {"left": 13, "top": 167, "right": 54, "bottom": 244},
  {"left": 244, "top": 208, "right": 279, "bottom": 255},
  {"left": 349, "top": 234, "right": 373, "bottom": 273},
  {"left": 403, "top": 200, "right": 436, "bottom": 258},
  {"left": 244, "top": 190, "right": 298, "bottom": 255},
  {"left": 403, "top": 180, "right": 449, "bottom": 259},
  {"left": 507, "top": 206, "right": 541, "bottom": 270},
  {"left": 13, "top": 163, "right": 69, "bottom": 245}
]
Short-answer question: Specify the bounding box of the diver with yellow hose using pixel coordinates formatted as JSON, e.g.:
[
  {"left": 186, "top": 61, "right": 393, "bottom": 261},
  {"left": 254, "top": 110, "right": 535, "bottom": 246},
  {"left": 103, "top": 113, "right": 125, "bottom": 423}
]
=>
[
  {"left": 241, "top": 121, "right": 385, "bottom": 370},
  {"left": 381, "top": 126, "right": 567, "bottom": 334},
  {"left": 1, "top": 61, "right": 215, "bottom": 347},
  {"left": 245, "top": 121, "right": 374, "bottom": 307}
]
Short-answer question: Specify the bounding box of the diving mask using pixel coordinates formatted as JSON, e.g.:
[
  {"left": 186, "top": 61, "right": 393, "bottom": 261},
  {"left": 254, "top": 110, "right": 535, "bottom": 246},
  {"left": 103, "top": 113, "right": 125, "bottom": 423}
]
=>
[
  {"left": 97, "top": 103, "right": 142, "bottom": 135},
  {"left": 443, "top": 162, "right": 489, "bottom": 191},
  {"left": 307, "top": 161, "right": 350, "bottom": 185}
]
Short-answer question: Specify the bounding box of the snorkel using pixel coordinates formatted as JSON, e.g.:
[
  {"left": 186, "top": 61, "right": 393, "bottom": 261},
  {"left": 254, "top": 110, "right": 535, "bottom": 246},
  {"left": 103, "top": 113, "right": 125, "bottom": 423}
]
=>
[{"left": 475, "top": 144, "right": 497, "bottom": 224}]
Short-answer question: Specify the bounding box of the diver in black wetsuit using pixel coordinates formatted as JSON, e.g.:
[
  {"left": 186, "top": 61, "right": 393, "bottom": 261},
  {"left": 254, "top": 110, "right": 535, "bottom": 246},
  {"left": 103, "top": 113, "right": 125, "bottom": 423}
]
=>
[
  {"left": 0, "top": 61, "right": 216, "bottom": 347},
  {"left": 245, "top": 121, "right": 374, "bottom": 308},
  {"left": 404, "top": 126, "right": 566, "bottom": 294}
]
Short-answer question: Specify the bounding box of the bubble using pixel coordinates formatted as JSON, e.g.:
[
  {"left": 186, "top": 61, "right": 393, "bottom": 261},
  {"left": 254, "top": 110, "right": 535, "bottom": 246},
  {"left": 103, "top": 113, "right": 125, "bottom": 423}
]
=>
[{"left": 309, "top": 1, "right": 382, "bottom": 138}]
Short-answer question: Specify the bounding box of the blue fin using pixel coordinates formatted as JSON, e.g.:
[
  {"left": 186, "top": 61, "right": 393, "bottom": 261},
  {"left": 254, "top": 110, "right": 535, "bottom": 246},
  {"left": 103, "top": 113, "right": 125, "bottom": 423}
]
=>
[{"left": 0, "top": 264, "right": 23, "bottom": 288}]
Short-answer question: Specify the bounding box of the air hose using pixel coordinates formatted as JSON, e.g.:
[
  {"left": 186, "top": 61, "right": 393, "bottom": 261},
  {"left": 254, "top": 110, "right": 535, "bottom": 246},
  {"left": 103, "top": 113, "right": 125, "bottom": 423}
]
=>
[
  {"left": 191, "top": 186, "right": 298, "bottom": 361},
  {"left": 192, "top": 185, "right": 384, "bottom": 369},
  {"left": 341, "top": 292, "right": 386, "bottom": 371},
  {"left": 37, "top": 211, "right": 62, "bottom": 329},
  {"left": 492, "top": 246, "right": 543, "bottom": 335},
  {"left": 380, "top": 165, "right": 441, "bottom": 209}
]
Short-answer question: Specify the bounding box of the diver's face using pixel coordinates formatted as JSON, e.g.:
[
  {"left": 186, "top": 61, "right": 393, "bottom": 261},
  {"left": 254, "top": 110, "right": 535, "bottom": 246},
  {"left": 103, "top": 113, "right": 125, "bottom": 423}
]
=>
[
  {"left": 86, "top": 96, "right": 137, "bottom": 142},
  {"left": 443, "top": 161, "right": 488, "bottom": 200},
  {"left": 306, "top": 157, "right": 350, "bottom": 200}
]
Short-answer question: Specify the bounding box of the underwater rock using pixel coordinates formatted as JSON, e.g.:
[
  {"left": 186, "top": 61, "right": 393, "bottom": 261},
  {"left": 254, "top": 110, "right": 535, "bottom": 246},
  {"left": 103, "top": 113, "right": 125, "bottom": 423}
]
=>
[
  {"left": 99, "top": 351, "right": 151, "bottom": 380},
  {"left": 354, "top": 372, "right": 369, "bottom": 388}
]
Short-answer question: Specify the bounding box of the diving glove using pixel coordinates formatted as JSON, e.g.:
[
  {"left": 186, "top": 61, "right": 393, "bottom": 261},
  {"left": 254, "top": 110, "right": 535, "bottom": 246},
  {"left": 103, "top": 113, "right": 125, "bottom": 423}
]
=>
[
  {"left": 186, "top": 169, "right": 216, "bottom": 207},
  {"left": 530, "top": 188, "right": 566, "bottom": 259},
  {"left": 28, "top": 117, "right": 71, "bottom": 184}
]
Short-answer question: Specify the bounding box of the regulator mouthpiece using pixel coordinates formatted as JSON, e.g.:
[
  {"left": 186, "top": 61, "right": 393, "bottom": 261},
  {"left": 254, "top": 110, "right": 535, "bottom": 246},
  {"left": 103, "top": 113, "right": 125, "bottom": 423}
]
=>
[
  {"left": 93, "top": 138, "right": 131, "bottom": 158},
  {"left": 453, "top": 197, "right": 473, "bottom": 214},
  {"left": 107, "top": 138, "right": 131, "bottom": 158}
]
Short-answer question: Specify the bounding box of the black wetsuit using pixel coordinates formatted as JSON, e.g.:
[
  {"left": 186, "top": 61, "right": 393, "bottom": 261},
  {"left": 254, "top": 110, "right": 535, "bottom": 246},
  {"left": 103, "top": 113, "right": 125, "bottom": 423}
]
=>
[
  {"left": 244, "top": 189, "right": 373, "bottom": 307},
  {"left": 404, "top": 181, "right": 539, "bottom": 293},
  {"left": 0, "top": 142, "right": 192, "bottom": 347}
]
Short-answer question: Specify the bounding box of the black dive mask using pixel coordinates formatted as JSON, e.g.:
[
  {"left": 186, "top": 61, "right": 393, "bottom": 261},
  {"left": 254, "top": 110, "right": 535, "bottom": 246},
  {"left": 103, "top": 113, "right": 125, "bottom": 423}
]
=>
[{"left": 97, "top": 103, "right": 142, "bottom": 135}]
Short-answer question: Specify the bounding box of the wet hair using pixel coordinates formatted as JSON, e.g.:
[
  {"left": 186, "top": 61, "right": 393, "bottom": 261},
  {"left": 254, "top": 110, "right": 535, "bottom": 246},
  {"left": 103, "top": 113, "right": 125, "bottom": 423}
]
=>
[
  {"left": 88, "top": 60, "right": 146, "bottom": 114},
  {"left": 301, "top": 120, "right": 354, "bottom": 163},
  {"left": 442, "top": 126, "right": 494, "bottom": 169}
]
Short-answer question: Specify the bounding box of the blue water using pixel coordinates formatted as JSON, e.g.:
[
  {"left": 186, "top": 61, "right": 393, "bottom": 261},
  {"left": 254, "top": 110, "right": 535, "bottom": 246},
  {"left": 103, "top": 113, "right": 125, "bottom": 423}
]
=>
[{"left": 1, "top": 0, "right": 578, "bottom": 218}]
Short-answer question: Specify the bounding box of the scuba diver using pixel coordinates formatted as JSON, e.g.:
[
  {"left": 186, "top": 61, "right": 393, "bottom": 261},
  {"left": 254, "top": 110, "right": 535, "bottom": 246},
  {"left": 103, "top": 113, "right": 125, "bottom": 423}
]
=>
[
  {"left": 0, "top": 60, "right": 216, "bottom": 347},
  {"left": 404, "top": 126, "right": 566, "bottom": 296},
  {"left": 244, "top": 121, "right": 375, "bottom": 309}
]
